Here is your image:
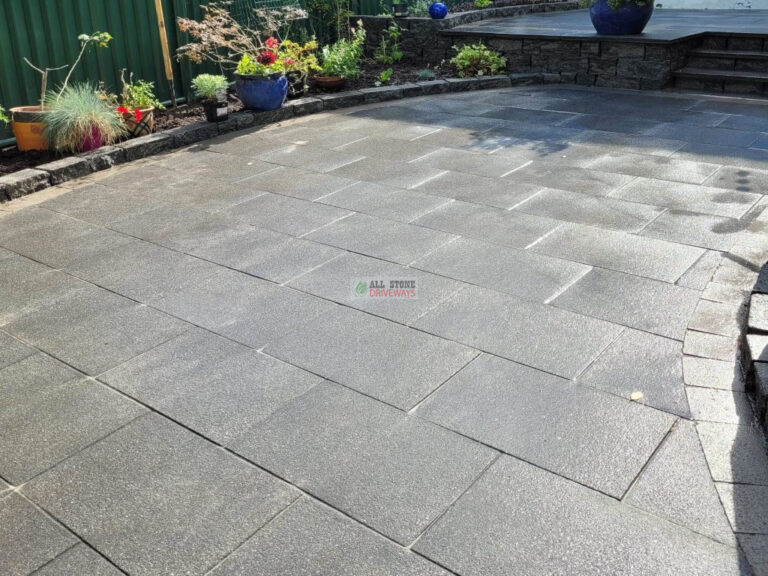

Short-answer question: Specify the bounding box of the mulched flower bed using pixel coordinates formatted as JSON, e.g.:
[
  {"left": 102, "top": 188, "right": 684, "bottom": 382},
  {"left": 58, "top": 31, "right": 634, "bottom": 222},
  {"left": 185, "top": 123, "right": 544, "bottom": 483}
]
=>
[{"left": 0, "top": 61, "right": 452, "bottom": 176}]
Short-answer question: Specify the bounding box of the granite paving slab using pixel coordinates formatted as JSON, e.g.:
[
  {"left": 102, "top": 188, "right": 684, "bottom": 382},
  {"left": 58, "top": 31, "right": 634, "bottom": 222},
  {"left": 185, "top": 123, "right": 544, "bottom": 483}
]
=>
[
  {"left": 413, "top": 171, "right": 544, "bottom": 210},
  {"left": 32, "top": 544, "right": 123, "bottom": 576},
  {"left": 236, "top": 165, "right": 356, "bottom": 201},
  {"left": 0, "top": 330, "right": 35, "bottom": 371},
  {"left": 640, "top": 210, "right": 750, "bottom": 252},
  {"left": 22, "top": 413, "right": 298, "bottom": 576},
  {"left": 39, "top": 183, "right": 165, "bottom": 226},
  {"left": 230, "top": 382, "right": 497, "bottom": 545},
  {"left": 697, "top": 422, "right": 768, "bottom": 485},
  {"left": 586, "top": 152, "right": 720, "bottom": 185}
]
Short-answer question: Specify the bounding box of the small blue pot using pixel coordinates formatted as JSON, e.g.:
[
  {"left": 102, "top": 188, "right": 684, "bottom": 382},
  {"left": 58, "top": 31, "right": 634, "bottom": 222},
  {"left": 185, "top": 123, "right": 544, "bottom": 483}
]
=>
[
  {"left": 235, "top": 73, "right": 288, "bottom": 111},
  {"left": 429, "top": 2, "right": 448, "bottom": 19},
  {"left": 589, "top": 0, "right": 653, "bottom": 35}
]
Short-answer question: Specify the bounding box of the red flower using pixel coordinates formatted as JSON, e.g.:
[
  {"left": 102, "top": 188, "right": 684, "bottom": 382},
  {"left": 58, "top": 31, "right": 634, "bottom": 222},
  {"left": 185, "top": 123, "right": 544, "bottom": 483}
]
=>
[
  {"left": 116, "top": 106, "right": 129, "bottom": 115},
  {"left": 257, "top": 50, "right": 276, "bottom": 65},
  {"left": 133, "top": 108, "right": 143, "bottom": 122},
  {"left": 265, "top": 36, "right": 279, "bottom": 49}
]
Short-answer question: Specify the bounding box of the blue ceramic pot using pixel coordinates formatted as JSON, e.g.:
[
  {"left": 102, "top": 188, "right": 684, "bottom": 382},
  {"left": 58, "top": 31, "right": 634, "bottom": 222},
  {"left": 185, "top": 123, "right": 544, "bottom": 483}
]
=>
[
  {"left": 235, "top": 73, "right": 288, "bottom": 111},
  {"left": 429, "top": 2, "right": 448, "bottom": 19},
  {"left": 589, "top": 0, "right": 653, "bottom": 35}
]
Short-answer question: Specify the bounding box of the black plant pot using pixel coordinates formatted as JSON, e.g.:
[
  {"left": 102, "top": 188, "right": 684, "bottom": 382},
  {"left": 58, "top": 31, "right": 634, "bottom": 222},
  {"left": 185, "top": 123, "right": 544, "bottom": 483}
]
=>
[
  {"left": 203, "top": 100, "right": 229, "bottom": 123},
  {"left": 392, "top": 3, "right": 410, "bottom": 16}
]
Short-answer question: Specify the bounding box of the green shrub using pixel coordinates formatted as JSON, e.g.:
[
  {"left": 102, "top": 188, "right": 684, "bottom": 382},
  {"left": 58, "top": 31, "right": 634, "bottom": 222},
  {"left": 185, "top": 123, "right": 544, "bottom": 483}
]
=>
[
  {"left": 120, "top": 71, "right": 163, "bottom": 109},
  {"left": 375, "top": 20, "right": 403, "bottom": 66},
  {"left": 378, "top": 67, "right": 393, "bottom": 84},
  {"left": 579, "top": 0, "right": 652, "bottom": 7},
  {"left": 408, "top": 0, "right": 431, "bottom": 17},
  {"left": 474, "top": 0, "right": 492, "bottom": 8},
  {"left": 0, "top": 105, "right": 8, "bottom": 126},
  {"left": 417, "top": 68, "right": 436, "bottom": 80},
  {"left": 320, "top": 23, "right": 366, "bottom": 78},
  {"left": 192, "top": 74, "right": 229, "bottom": 101},
  {"left": 450, "top": 43, "right": 506, "bottom": 77},
  {"left": 44, "top": 83, "right": 126, "bottom": 152}
]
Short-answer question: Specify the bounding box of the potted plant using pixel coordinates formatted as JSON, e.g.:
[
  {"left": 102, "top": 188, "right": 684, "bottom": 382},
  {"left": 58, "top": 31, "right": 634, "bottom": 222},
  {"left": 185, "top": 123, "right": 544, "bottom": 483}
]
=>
[
  {"left": 583, "top": 0, "right": 654, "bottom": 35},
  {"left": 0, "top": 106, "right": 8, "bottom": 127},
  {"left": 278, "top": 39, "right": 321, "bottom": 97},
  {"left": 44, "top": 82, "right": 126, "bottom": 153},
  {"left": 234, "top": 38, "right": 289, "bottom": 111},
  {"left": 117, "top": 70, "right": 163, "bottom": 137},
  {"left": 11, "top": 31, "right": 112, "bottom": 151},
  {"left": 429, "top": 2, "right": 449, "bottom": 19},
  {"left": 315, "top": 24, "right": 366, "bottom": 91},
  {"left": 191, "top": 74, "right": 229, "bottom": 122}
]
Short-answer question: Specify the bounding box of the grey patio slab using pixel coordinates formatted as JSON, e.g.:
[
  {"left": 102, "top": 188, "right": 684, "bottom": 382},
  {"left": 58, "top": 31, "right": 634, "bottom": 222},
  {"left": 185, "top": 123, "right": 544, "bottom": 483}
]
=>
[
  {"left": 264, "top": 306, "right": 477, "bottom": 410},
  {"left": 317, "top": 180, "right": 451, "bottom": 223},
  {"left": 560, "top": 114, "right": 657, "bottom": 135},
  {"left": 0, "top": 207, "right": 134, "bottom": 269},
  {"left": 287, "top": 252, "right": 465, "bottom": 325},
  {"left": 209, "top": 497, "right": 450, "bottom": 576},
  {"left": 3, "top": 284, "right": 189, "bottom": 376},
  {"left": 40, "top": 183, "right": 166, "bottom": 226},
  {"left": 703, "top": 165, "right": 768, "bottom": 194},
  {"left": 413, "top": 170, "right": 544, "bottom": 210},
  {"left": 683, "top": 330, "right": 739, "bottom": 362},
  {"left": 22, "top": 413, "right": 299, "bottom": 576},
  {"left": 204, "top": 130, "right": 300, "bottom": 156},
  {"left": 513, "top": 187, "right": 663, "bottom": 232},
  {"left": 485, "top": 119, "right": 586, "bottom": 146},
  {"left": 586, "top": 152, "right": 720, "bottom": 185},
  {"left": 236, "top": 165, "right": 357, "bottom": 201},
  {"left": 683, "top": 356, "right": 745, "bottom": 391},
  {"left": 221, "top": 193, "right": 352, "bottom": 237},
  {"left": 494, "top": 141, "right": 606, "bottom": 168},
  {"left": 531, "top": 223, "right": 705, "bottom": 283},
  {"left": 717, "top": 482, "right": 768, "bottom": 534},
  {"left": 140, "top": 174, "right": 268, "bottom": 213},
  {"left": 414, "top": 200, "right": 558, "bottom": 248},
  {"left": 100, "top": 328, "right": 321, "bottom": 446},
  {"left": 410, "top": 126, "right": 508, "bottom": 152},
  {"left": 267, "top": 125, "right": 374, "bottom": 149},
  {"left": 230, "top": 382, "right": 497, "bottom": 545},
  {"left": 739, "top": 535, "right": 768, "bottom": 576},
  {"left": 148, "top": 268, "right": 336, "bottom": 349},
  {"left": 0, "top": 330, "right": 35, "bottom": 371},
  {"left": 0, "top": 353, "right": 145, "bottom": 484},
  {"left": 108, "top": 204, "right": 253, "bottom": 254},
  {"left": 503, "top": 163, "right": 636, "bottom": 197},
  {"left": 624, "top": 421, "right": 735, "bottom": 546},
  {"left": 697, "top": 422, "right": 768, "bottom": 485},
  {"left": 411, "top": 236, "right": 590, "bottom": 303},
  {"left": 0, "top": 493, "right": 77, "bottom": 576},
  {"left": 413, "top": 284, "right": 622, "bottom": 379},
  {"left": 411, "top": 147, "right": 528, "bottom": 178},
  {"left": 687, "top": 298, "right": 745, "bottom": 338},
  {"left": 573, "top": 129, "right": 687, "bottom": 157},
  {"left": 578, "top": 328, "right": 689, "bottom": 417},
  {"left": 413, "top": 455, "right": 745, "bottom": 576},
  {"left": 305, "top": 212, "right": 457, "bottom": 265},
  {"left": 416, "top": 354, "right": 673, "bottom": 498},
  {"left": 94, "top": 163, "right": 186, "bottom": 191},
  {"left": 189, "top": 225, "right": 344, "bottom": 284},
  {"left": 686, "top": 387, "right": 754, "bottom": 425},
  {"left": 156, "top": 149, "right": 278, "bottom": 182},
  {"left": 673, "top": 142, "right": 768, "bottom": 171},
  {"left": 329, "top": 157, "right": 447, "bottom": 189},
  {"left": 552, "top": 268, "right": 701, "bottom": 340},
  {"left": 257, "top": 143, "right": 364, "bottom": 173},
  {"left": 481, "top": 106, "right": 578, "bottom": 126},
  {"left": 64, "top": 238, "right": 222, "bottom": 302},
  {"left": 640, "top": 210, "right": 750, "bottom": 251},
  {"left": 642, "top": 123, "right": 760, "bottom": 149},
  {"left": 33, "top": 544, "right": 123, "bottom": 576},
  {"left": 335, "top": 136, "right": 441, "bottom": 163},
  {"left": 677, "top": 250, "right": 723, "bottom": 290},
  {"left": 0, "top": 255, "right": 86, "bottom": 326}
]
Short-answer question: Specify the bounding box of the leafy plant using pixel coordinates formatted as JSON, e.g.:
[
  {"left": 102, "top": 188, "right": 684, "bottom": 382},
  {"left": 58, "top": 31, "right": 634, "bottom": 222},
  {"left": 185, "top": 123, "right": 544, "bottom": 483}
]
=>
[
  {"left": 450, "top": 43, "right": 506, "bottom": 77},
  {"left": 579, "top": 0, "right": 652, "bottom": 7},
  {"left": 375, "top": 19, "right": 403, "bottom": 66},
  {"left": 319, "top": 22, "right": 366, "bottom": 78},
  {"left": 305, "top": 0, "right": 352, "bottom": 45},
  {"left": 417, "top": 68, "right": 436, "bottom": 79},
  {"left": 0, "top": 106, "right": 8, "bottom": 126},
  {"left": 120, "top": 70, "right": 163, "bottom": 109},
  {"left": 192, "top": 74, "right": 229, "bottom": 101},
  {"left": 378, "top": 67, "right": 393, "bottom": 84},
  {"left": 474, "top": 0, "right": 492, "bottom": 8},
  {"left": 43, "top": 83, "right": 126, "bottom": 152},
  {"left": 408, "top": 0, "right": 431, "bottom": 17},
  {"left": 279, "top": 39, "right": 322, "bottom": 94}
]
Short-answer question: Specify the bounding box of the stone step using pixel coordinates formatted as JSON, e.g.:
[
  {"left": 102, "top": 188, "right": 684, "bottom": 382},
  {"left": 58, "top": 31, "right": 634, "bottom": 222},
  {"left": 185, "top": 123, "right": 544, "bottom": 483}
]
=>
[
  {"left": 699, "top": 35, "right": 768, "bottom": 52},
  {"left": 673, "top": 67, "right": 768, "bottom": 96},
  {"left": 689, "top": 49, "right": 768, "bottom": 61},
  {"left": 687, "top": 49, "right": 768, "bottom": 74}
]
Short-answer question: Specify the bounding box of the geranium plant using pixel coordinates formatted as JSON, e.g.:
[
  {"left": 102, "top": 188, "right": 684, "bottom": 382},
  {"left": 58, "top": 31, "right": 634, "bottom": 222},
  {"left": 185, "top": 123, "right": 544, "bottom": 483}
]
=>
[{"left": 236, "top": 37, "right": 284, "bottom": 76}]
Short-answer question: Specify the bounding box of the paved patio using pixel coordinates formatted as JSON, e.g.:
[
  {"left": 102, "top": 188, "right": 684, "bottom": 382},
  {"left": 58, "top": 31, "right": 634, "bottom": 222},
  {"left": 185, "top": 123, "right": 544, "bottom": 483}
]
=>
[{"left": 2, "top": 86, "right": 768, "bottom": 575}]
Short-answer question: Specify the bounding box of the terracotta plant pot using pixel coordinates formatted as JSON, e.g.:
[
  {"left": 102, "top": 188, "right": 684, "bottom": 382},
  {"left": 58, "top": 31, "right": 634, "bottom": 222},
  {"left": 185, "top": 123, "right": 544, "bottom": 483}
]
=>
[
  {"left": 10, "top": 106, "right": 49, "bottom": 151},
  {"left": 314, "top": 75, "right": 346, "bottom": 91},
  {"left": 120, "top": 107, "right": 154, "bottom": 138}
]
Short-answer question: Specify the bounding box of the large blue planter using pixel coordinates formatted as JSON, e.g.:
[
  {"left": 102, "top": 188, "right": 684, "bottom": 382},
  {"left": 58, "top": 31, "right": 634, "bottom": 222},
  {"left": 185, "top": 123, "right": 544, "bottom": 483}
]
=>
[
  {"left": 235, "top": 73, "right": 288, "bottom": 111},
  {"left": 429, "top": 2, "right": 448, "bottom": 19},
  {"left": 589, "top": 0, "right": 654, "bottom": 35}
]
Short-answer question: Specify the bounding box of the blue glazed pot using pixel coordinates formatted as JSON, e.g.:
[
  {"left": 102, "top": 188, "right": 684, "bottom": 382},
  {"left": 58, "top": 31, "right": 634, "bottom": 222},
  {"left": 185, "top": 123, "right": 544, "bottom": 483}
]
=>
[
  {"left": 589, "top": 0, "right": 653, "bottom": 35},
  {"left": 235, "top": 73, "right": 288, "bottom": 111},
  {"left": 429, "top": 2, "right": 448, "bottom": 19}
]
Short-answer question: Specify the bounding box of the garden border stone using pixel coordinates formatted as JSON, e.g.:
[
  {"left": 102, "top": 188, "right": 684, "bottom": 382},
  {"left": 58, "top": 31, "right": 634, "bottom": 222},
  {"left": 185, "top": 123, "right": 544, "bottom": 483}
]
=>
[{"left": 0, "top": 72, "right": 562, "bottom": 202}]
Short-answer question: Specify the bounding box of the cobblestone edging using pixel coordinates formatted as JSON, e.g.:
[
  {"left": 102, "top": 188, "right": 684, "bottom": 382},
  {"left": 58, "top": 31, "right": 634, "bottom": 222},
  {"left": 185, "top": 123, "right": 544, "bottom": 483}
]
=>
[
  {"left": 357, "top": 0, "right": 578, "bottom": 64},
  {"left": 683, "top": 212, "right": 768, "bottom": 573},
  {"left": 0, "top": 72, "right": 562, "bottom": 203}
]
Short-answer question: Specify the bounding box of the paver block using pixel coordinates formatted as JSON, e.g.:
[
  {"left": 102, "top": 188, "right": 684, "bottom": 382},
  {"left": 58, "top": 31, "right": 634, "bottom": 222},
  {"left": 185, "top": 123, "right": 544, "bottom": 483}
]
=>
[
  {"left": 717, "top": 482, "right": 768, "bottom": 534},
  {"left": 683, "top": 356, "right": 745, "bottom": 391},
  {"left": 33, "top": 544, "right": 123, "bottom": 576},
  {"left": 697, "top": 422, "right": 768, "bottom": 485},
  {"left": 750, "top": 294, "right": 768, "bottom": 333}
]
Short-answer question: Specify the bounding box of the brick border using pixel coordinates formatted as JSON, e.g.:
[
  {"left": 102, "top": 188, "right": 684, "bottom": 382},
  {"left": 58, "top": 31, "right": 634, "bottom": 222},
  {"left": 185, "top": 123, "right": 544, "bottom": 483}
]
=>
[{"left": 0, "top": 73, "right": 562, "bottom": 202}]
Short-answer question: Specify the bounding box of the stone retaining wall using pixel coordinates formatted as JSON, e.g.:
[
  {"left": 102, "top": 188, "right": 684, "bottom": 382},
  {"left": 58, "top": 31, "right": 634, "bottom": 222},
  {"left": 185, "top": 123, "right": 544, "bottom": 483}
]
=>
[{"left": 356, "top": 0, "right": 578, "bottom": 65}]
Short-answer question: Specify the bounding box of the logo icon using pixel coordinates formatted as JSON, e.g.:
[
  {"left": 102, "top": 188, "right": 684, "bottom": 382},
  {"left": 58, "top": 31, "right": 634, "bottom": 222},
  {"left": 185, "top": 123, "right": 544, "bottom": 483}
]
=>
[{"left": 354, "top": 281, "right": 368, "bottom": 297}]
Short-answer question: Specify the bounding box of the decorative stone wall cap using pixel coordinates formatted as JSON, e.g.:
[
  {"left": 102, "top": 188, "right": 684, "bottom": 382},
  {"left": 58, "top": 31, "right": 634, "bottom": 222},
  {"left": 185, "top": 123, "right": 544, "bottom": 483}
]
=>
[
  {"left": 36, "top": 156, "right": 93, "bottom": 185},
  {"left": 0, "top": 168, "right": 50, "bottom": 201}
]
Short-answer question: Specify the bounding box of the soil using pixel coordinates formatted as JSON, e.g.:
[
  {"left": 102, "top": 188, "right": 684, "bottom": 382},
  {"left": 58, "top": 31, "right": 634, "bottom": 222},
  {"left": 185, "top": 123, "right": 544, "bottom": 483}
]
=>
[{"left": 0, "top": 61, "right": 453, "bottom": 177}]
